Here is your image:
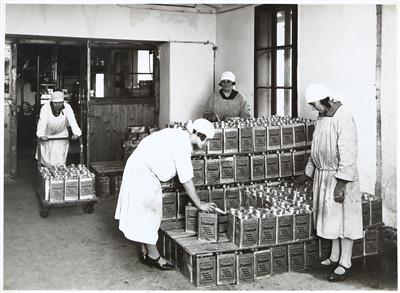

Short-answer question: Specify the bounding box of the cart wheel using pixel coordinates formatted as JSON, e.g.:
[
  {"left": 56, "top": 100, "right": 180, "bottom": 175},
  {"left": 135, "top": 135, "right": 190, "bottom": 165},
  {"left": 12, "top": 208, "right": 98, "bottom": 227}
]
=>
[
  {"left": 40, "top": 208, "right": 49, "bottom": 218},
  {"left": 85, "top": 204, "right": 94, "bottom": 214}
]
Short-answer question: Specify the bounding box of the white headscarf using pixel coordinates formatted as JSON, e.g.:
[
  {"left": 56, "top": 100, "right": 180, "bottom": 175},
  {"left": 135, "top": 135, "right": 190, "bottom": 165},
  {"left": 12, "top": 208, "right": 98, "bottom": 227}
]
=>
[
  {"left": 186, "top": 118, "right": 215, "bottom": 139},
  {"left": 305, "top": 83, "right": 344, "bottom": 103},
  {"left": 51, "top": 91, "right": 64, "bottom": 102}
]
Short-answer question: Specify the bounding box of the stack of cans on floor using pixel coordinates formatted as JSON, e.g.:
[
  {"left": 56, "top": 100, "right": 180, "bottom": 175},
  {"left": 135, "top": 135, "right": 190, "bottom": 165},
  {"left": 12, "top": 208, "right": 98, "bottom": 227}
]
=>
[
  {"left": 123, "top": 125, "right": 159, "bottom": 160},
  {"left": 38, "top": 164, "right": 96, "bottom": 203}
]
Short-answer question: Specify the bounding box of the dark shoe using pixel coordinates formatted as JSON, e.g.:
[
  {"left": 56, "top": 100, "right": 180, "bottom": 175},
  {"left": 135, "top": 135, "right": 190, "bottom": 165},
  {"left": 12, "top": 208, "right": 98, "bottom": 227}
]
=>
[
  {"left": 328, "top": 264, "right": 351, "bottom": 282},
  {"left": 144, "top": 255, "right": 174, "bottom": 270},
  {"left": 138, "top": 251, "right": 147, "bottom": 265}
]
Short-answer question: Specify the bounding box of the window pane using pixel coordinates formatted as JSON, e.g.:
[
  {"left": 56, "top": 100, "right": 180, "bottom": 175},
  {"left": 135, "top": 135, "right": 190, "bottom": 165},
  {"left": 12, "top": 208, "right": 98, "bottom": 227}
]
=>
[
  {"left": 257, "top": 88, "right": 272, "bottom": 117},
  {"left": 276, "top": 48, "right": 292, "bottom": 87},
  {"left": 276, "top": 89, "right": 292, "bottom": 116},
  {"left": 256, "top": 50, "right": 271, "bottom": 87},
  {"left": 277, "top": 9, "right": 292, "bottom": 46},
  {"left": 138, "top": 50, "right": 153, "bottom": 78},
  {"left": 256, "top": 10, "right": 273, "bottom": 48}
]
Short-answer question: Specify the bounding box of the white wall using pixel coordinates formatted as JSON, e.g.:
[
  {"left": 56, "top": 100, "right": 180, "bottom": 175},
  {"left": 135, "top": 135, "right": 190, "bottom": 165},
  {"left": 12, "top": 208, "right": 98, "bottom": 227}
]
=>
[
  {"left": 380, "top": 5, "right": 398, "bottom": 227},
  {"left": 216, "top": 6, "right": 255, "bottom": 115},
  {"left": 298, "top": 5, "right": 377, "bottom": 196},
  {"left": 159, "top": 43, "right": 170, "bottom": 129}
]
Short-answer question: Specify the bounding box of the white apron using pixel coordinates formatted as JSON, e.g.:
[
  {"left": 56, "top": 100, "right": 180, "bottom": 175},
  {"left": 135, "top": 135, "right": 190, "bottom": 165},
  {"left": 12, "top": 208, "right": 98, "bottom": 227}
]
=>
[{"left": 305, "top": 105, "right": 363, "bottom": 240}]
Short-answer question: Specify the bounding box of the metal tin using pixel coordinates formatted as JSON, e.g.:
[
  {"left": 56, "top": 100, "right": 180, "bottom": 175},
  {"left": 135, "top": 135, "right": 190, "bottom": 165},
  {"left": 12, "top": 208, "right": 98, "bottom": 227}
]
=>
[
  {"left": 253, "top": 126, "right": 267, "bottom": 152},
  {"left": 162, "top": 191, "right": 177, "bottom": 220},
  {"left": 177, "top": 190, "right": 192, "bottom": 219},
  {"left": 258, "top": 215, "right": 277, "bottom": 246},
  {"left": 292, "top": 150, "right": 306, "bottom": 176},
  {"left": 223, "top": 128, "right": 239, "bottom": 154},
  {"left": 370, "top": 197, "right": 383, "bottom": 225},
  {"left": 364, "top": 229, "right": 379, "bottom": 256},
  {"left": 197, "top": 188, "right": 210, "bottom": 203},
  {"left": 198, "top": 212, "right": 218, "bottom": 242},
  {"left": 304, "top": 239, "right": 319, "bottom": 267},
  {"left": 194, "top": 253, "right": 217, "bottom": 287},
  {"left": 288, "top": 243, "right": 305, "bottom": 272},
  {"left": 80, "top": 174, "right": 95, "bottom": 200},
  {"left": 227, "top": 212, "right": 236, "bottom": 243},
  {"left": 239, "top": 127, "right": 254, "bottom": 153},
  {"left": 235, "top": 217, "right": 259, "bottom": 248},
  {"left": 217, "top": 252, "right": 237, "bottom": 285},
  {"left": 271, "top": 245, "right": 288, "bottom": 275},
  {"left": 352, "top": 238, "right": 364, "bottom": 259},
  {"left": 280, "top": 124, "right": 295, "bottom": 149},
  {"left": 254, "top": 249, "right": 271, "bottom": 278},
  {"left": 96, "top": 176, "right": 110, "bottom": 197},
  {"left": 192, "top": 158, "right": 205, "bottom": 186},
  {"left": 49, "top": 177, "right": 65, "bottom": 203},
  {"left": 64, "top": 176, "right": 79, "bottom": 201},
  {"left": 235, "top": 156, "right": 250, "bottom": 182},
  {"left": 362, "top": 199, "right": 370, "bottom": 228},
  {"left": 205, "top": 159, "right": 221, "bottom": 185},
  {"left": 210, "top": 187, "right": 225, "bottom": 211},
  {"left": 277, "top": 214, "right": 294, "bottom": 243},
  {"left": 267, "top": 126, "right": 281, "bottom": 151},
  {"left": 278, "top": 152, "right": 293, "bottom": 178},
  {"left": 220, "top": 157, "right": 235, "bottom": 184},
  {"left": 225, "top": 186, "right": 240, "bottom": 210},
  {"left": 266, "top": 153, "right": 279, "bottom": 179},
  {"left": 251, "top": 154, "right": 265, "bottom": 181},
  {"left": 236, "top": 251, "right": 255, "bottom": 284},
  {"left": 293, "top": 123, "right": 306, "bottom": 147},
  {"left": 185, "top": 205, "right": 199, "bottom": 233},
  {"left": 207, "top": 128, "right": 223, "bottom": 154},
  {"left": 294, "top": 212, "right": 310, "bottom": 240}
]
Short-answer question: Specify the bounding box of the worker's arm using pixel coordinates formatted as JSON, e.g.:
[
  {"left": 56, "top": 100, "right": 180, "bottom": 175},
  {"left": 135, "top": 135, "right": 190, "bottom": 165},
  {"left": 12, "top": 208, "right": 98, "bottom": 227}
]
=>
[
  {"left": 36, "top": 104, "right": 48, "bottom": 140},
  {"left": 64, "top": 104, "right": 82, "bottom": 137}
]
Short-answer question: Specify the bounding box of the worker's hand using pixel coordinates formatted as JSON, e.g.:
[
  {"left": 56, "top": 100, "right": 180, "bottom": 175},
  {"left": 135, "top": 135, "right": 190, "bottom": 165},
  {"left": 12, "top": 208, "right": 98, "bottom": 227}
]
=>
[
  {"left": 295, "top": 173, "right": 312, "bottom": 186},
  {"left": 198, "top": 202, "right": 217, "bottom": 213},
  {"left": 40, "top": 136, "right": 49, "bottom": 141},
  {"left": 71, "top": 135, "right": 80, "bottom": 141},
  {"left": 334, "top": 179, "right": 347, "bottom": 203}
]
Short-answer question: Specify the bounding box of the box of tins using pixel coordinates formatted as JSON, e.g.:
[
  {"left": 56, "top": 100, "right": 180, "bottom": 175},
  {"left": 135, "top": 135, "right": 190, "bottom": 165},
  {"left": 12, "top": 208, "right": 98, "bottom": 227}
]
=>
[
  {"left": 235, "top": 155, "right": 250, "bottom": 182},
  {"left": 370, "top": 196, "right": 383, "bottom": 226},
  {"left": 281, "top": 124, "right": 295, "bottom": 149},
  {"left": 279, "top": 152, "right": 293, "bottom": 178},
  {"left": 239, "top": 126, "right": 254, "bottom": 153},
  {"left": 198, "top": 212, "right": 219, "bottom": 242},
  {"left": 293, "top": 122, "right": 306, "bottom": 148},
  {"left": 294, "top": 210, "right": 311, "bottom": 240},
  {"left": 253, "top": 125, "right": 267, "bottom": 152},
  {"left": 223, "top": 127, "right": 239, "bottom": 154},
  {"left": 236, "top": 250, "right": 255, "bottom": 284},
  {"left": 207, "top": 127, "right": 223, "bottom": 154},
  {"left": 224, "top": 186, "right": 241, "bottom": 210},
  {"left": 277, "top": 212, "right": 294, "bottom": 244},
  {"left": 49, "top": 176, "right": 65, "bottom": 203},
  {"left": 193, "top": 253, "right": 217, "bottom": 287},
  {"left": 364, "top": 229, "right": 379, "bottom": 256},
  {"left": 220, "top": 157, "right": 235, "bottom": 184},
  {"left": 254, "top": 248, "right": 272, "bottom": 279},
  {"left": 162, "top": 191, "right": 177, "bottom": 220},
  {"left": 210, "top": 187, "right": 225, "bottom": 212},
  {"left": 251, "top": 154, "right": 266, "bottom": 181},
  {"left": 258, "top": 212, "right": 277, "bottom": 246},
  {"left": 216, "top": 251, "right": 237, "bottom": 285},
  {"left": 192, "top": 158, "right": 205, "bottom": 186},
  {"left": 267, "top": 125, "right": 281, "bottom": 151},
  {"left": 64, "top": 173, "right": 79, "bottom": 201},
  {"left": 306, "top": 120, "right": 316, "bottom": 146},
  {"left": 271, "top": 245, "right": 288, "bottom": 275},
  {"left": 304, "top": 238, "right": 319, "bottom": 267},
  {"left": 292, "top": 150, "right": 306, "bottom": 176},
  {"left": 185, "top": 204, "right": 199, "bottom": 233},
  {"left": 319, "top": 237, "right": 332, "bottom": 260},
  {"left": 197, "top": 187, "right": 210, "bottom": 203},
  {"left": 234, "top": 210, "right": 259, "bottom": 249},
  {"left": 362, "top": 196, "right": 371, "bottom": 229},
  {"left": 352, "top": 237, "right": 364, "bottom": 259},
  {"left": 177, "top": 190, "right": 193, "bottom": 219},
  {"left": 205, "top": 158, "right": 221, "bottom": 185},
  {"left": 288, "top": 243, "right": 305, "bottom": 272},
  {"left": 265, "top": 153, "right": 280, "bottom": 179}
]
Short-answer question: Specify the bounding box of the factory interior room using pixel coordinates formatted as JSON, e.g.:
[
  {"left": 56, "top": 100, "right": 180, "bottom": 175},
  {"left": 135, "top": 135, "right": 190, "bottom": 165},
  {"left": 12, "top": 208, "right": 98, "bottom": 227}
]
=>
[{"left": 1, "top": 1, "right": 398, "bottom": 290}]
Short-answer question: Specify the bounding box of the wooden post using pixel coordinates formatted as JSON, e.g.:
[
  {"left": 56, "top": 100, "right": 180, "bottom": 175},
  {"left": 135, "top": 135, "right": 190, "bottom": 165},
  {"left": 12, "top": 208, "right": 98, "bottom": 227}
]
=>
[{"left": 375, "top": 5, "right": 382, "bottom": 198}]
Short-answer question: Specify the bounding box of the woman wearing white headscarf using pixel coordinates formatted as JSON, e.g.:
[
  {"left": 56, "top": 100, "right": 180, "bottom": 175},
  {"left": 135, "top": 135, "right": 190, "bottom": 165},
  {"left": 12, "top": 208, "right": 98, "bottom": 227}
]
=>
[
  {"left": 303, "top": 83, "right": 363, "bottom": 282},
  {"left": 203, "top": 71, "right": 251, "bottom": 121},
  {"left": 115, "top": 118, "right": 216, "bottom": 270}
]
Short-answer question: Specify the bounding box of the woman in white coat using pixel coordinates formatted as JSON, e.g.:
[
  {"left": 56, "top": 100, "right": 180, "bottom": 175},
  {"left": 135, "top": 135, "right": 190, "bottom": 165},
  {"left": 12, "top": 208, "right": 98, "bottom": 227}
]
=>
[
  {"left": 36, "top": 91, "right": 82, "bottom": 167},
  {"left": 115, "top": 118, "right": 217, "bottom": 270},
  {"left": 303, "top": 83, "right": 363, "bottom": 282}
]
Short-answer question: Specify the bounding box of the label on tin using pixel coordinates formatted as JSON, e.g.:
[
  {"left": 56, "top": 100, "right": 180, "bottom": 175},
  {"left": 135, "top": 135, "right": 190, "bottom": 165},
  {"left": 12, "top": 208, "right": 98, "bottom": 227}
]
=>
[
  {"left": 266, "top": 154, "right": 279, "bottom": 178},
  {"left": 225, "top": 187, "right": 240, "bottom": 210},
  {"left": 255, "top": 250, "right": 271, "bottom": 278},
  {"left": 267, "top": 127, "right": 281, "bottom": 150},
  {"left": 259, "top": 216, "right": 277, "bottom": 245},
  {"left": 192, "top": 159, "right": 205, "bottom": 186},
  {"left": 272, "top": 246, "right": 288, "bottom": 275},
  {"left": 281, "top": 126, "right": 294, "bottom": 148},
  {"left": 293, "top": 152, "right": 306, "bottom": 175},
  {"left": 206, "top": 160, "right": 221, "bottom": 184},
  {"left": 217, "top": 254, "right": 236, "bottom": 284},
  {"left": 185, "top": 206, "right": 199, "bottom": 232},
  {"left": 254, "top": 127, "right": 267, "bottom": 151},
  {"left": 277, "top": 215, "right": 294, "bottom": 243},
  {"left": 237, "top": 254, "right": 255, "bottom": 283},
  {"left": 362, "top": 200, "right": 370, "bottom": 228},
  {"left": 236, "top": 218, "right": 258, "bottom": 248},
  {"left": 370, "top": 198, "right": 383, "bottom": 225},
  {"left": 352, "top": 238, "right": 364, "bottom": 258},
  {"left": 197, "top": 188, "right": 210, "bottom": 203},
  {"left": 279, "top": 154, "right": 293, "bottom": 177},
  {"left": 65, "top": 179, "right": 79, "bottom": 200},
  {"left": 294, "top": 124, "right": 306, "bottom": 146},
  {"left": 80, "top": 178, "right": 94, "bottom": 198},
  {"left": 220, "top": 158, "right": 235, "bottom": 183},
  {"left": 364, "top": 230, "right": 378, "bottom": 255},
  {"left": 305, "top": 240, "right": 319, "bottom": 267},
  {"left": 251, "top": 155, "right": 265, "bottom": 180},
  {"left": 198, "top": 213, "right": 218, "bottom": 241},
  {"left": 50, "top": 179, "right": 64, "bottom": 202},
  {"left": 224, "top": 128, "right": 239, "bottom": 153},
  {"left": 162, "top": 192, "right": 177, "bottom": 220},
  {"left": 240, "top": 128, "right": 253, "bottom": 152},
  {"left": 196, "top": 255, "right": 216, "bottom": 287},
  {"left": 208, "top": 129, "right": 223, "bottom": 154},
  {"left": 295, "top": 213, "right": 310, "bottom": 240},
  {"left": 210, "top": 188, "right": 225, "bottom": 211},
  {"left": 289, "top": 244, "right": 305, "bottom": 272},
  {"left": 235, "top": 156, "right": 250, "bottom": 182}
]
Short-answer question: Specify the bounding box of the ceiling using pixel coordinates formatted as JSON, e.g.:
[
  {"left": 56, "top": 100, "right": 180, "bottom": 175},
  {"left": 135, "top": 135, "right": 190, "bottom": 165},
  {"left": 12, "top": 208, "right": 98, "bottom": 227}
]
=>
[{"left": 118, "top": 4, "right": 251, "bottom": 14}]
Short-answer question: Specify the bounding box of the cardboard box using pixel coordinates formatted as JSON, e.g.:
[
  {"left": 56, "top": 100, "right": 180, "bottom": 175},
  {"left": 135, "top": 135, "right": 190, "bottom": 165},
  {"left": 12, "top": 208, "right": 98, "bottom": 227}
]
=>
[
  {"left": 220, "top": 157, "right": 235, "bottom": 184},
  {"left": 162, "top": 191, "right": 177, "bottom": 220},
  {"left": 293, "top": 123, "right": 306, "bottom": 147},
  {"left": 254, "top": 249, "right": 272, "bottom": 278},
  {"left": 352, "top": 238, "right": 364, "bottom": 259},
  {"left": 281, "top": 125, "right": 295, "bottom": 149},
  {"left": 217, "top": 252, "right": 237, "bottom": 285},
  {"left": 236, "top": 251, "right": 255, "bottom": 284},
  {"left": 194, "top": 254, "right": 217, "bottom": 287},
  {"left": 267, "top": 126, "right": 281, "bottom": 151},
  {"left": 251, "top": 154, "right": 266, "bottom": 181},
  {"left": 223, "top": 128, "right": 239, "bottom": 154},
  {"left": 271, "top": 246, "right": 288, "bottom": 275},
  {"left": 253, "top": 126, "right": 267, "bottom": 152},
  {"left": 319, "top": 238, "right": 332, "bottom": 260},
  {"left": 294, "top": 212, "right": 311, "bottom": 240},
  {"left": 205, "top": 159, "right": 221, "bottom": 185},
  {"left": 288, "top": 243, "right": 305, "bottom": 272},
  {"left": 177, "top": 190, "right": 193, "bottom": 219},
  {"left": 235, "top": 217, "right": 259, "bottom": 248},
  {"left": 235, "top": 156, "right": 250, "bottom": 182},
  {"left": 192, "top": 158, "right": 205, "bottom": 186},
  {"left": 210, "top": 187, "right": 225, "bottom": 211},
  {"left": 207, "top": 128, "right": 223, "bottom": 154},
  {"left": 49, "top": 177, "right": 64, "bottom": 203},
  {"left": 304, "top": 239, "right": 319, "bottom": 267},
  {"left": 198, "top": 212, "right": 219, "bottom": 242},
  {"left": 239, "top": 127, "right": 254, "bottom": 153},
  {"left": 225, "top": 186, "right": 241, "bottom": 210},
  {"left": 364, "top": 229, "right": 379, "bottom": 256},
  {"left": 293, "top": 150, "right": 306, "bottom": 176},
  {"left": 279, "top": 152, "right": 293, "bottom": 178},
  {"left": 277, "top": 214, "right": 294, "bottom": 243},
  {"left": 258, "top": 215, "right": 277, "bottom": 246},
  {"left": 266, "top": 153, "right": 279, "bottom": 179}
]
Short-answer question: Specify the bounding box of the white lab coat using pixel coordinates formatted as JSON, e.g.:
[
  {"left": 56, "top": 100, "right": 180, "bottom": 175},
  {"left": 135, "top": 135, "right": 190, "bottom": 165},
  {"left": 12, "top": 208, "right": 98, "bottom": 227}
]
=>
[
  {"left": 305, "top": 104, "right": 363, "bottom": 240},
  {"left": 115, "top": 128, "right": 194, "bottom": 245},
  {"left": 36, "top": 102, "right": 82, "bottom": 168}
]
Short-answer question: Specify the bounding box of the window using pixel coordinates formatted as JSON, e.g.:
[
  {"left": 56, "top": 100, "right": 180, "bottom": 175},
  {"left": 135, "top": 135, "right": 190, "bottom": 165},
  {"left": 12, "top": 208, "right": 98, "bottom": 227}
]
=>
[{"left": 255, "top": 5, "right": 298, "bottom": 117}]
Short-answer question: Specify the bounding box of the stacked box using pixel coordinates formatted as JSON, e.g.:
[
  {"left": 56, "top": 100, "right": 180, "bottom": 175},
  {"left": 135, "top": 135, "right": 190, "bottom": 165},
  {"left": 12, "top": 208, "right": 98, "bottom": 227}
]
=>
[
  {"left": 198, "top": 212, "right": 219, "bottom": 242},
  {"left": 49, "top": 177, "right": 65, "bottom": 203},
  {"left": 306, "top": 120, "right": 315, "bottom": 146},
  {"left": 370, "top": 197, "right": 383, "bottom": 225},
  {"left": 236, "top": 251, "right": 255, "bottom": 284},
  {"left": 293, "top": 150, "right": 306, "bottom": 176},
  {"left": 217, "top": 252, "right": 237, "bottom": 285},
  {"left": 254, "top": 249, "right": 272, "bottom": 278},
  {"left": 194, "top": 254, "right": 217, "bottom": 287},
  {"left": 362, "top": 198, "right": 371, "bottom": 228},
  {"left": 225, "top": 186, "right": 241, "bottom": 210},
  {"left": 192, "top": 158, "right": 205, "bottom": 186},
  {"left": 177, "top": 191, "right": 193, "bottom": 219},
  {"left": 220, "top": 157, "right": 235, "bottom": 184},
  {"left": 223, "top": 128, "right": 239, "bottom": 154},
  {"left": 235, "top": 156, "right": 250, "bottom": 182},
  {"left": 288, "top": 243, "right": 305, "bottom": 272},
  {"left": 279, "top": 152, "right": 293, "bottom": 177},
  {"left": 185, "top": 205, "right": 199, "bottom": 233},
  {"left": 266, "top": 153, "right": 279, "bottom": 179},
  {"left": 253, "top": 126, "right": 267, "bottom": 152},
  {"left": 277, "top": 214, "right": 294, "bottom": 243},
  {"left": 239, "top": 127, "right": 254, "bottom": 153},
  {"left": 258, "top": 215, "right": 277, "bottom": 246},
  {"left": 251, "top": 154, "right": 266, "bottom": 181},
  {"left": 197, "top": 187, "right": 210, "bottom": 203},
  {"left": 210, "top": 187, "right": 225, "bottom": 211},
  {"left": 281, "top": 125, "right": 295, "bottom": 149},
  {"left": 267, "top": 126, "right": 281, "bottom": 151},
  {"left": 207, "top": 128, "right": 223, "bottom": 154},
  {"left": 352, "top": 238, "right": 364, "bottom": 259},
  {"left": 162, "top": 191, "right": 177, "bottom": 220},
  {"left": 235, "top": 217, "right": 259, "bottom": 248},
  {"left": 271, "top": 246, "right": 288, "bottom": 275},
  {"left": 304, "top": 239, "right": 319, "bottom": 267},
  {"left": 205, "top": 159, "right": 221, "bottom": 185},
  {"left": 64, "top": 175, "right": 79, "bottom": 201},
  {"left": 364, "top": 229, "right": 379, "bottom": 256},
  {"left": 319, "top": 238, "right": 332, "bottom": 260},
  {"left": 293, "top": 123, "right": 306, "bottom": 147},
  {"left": 294, "top": 212, "right": 311, "bottom": 240}
]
